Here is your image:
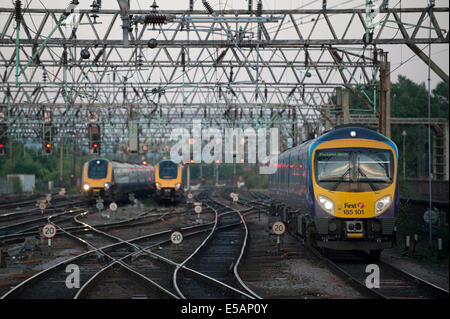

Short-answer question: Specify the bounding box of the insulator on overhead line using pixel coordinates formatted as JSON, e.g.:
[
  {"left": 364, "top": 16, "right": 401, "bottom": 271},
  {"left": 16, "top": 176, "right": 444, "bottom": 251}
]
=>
[
  {"left": 15, "top": 0, "right": 22, "bottom": 22},
  {"left": 151, "top": 0, "right": 159, "bottom": 12},
  {"left": 264, "top": 85, "right": 268, "bottom": 100},
  {"left": 256, "top": 0, "right": 262, "bottom": 17},
  {"left": 181, "top": 49, "right": 186, "bottom": 67},
  {"left": 202, "top": 1, "right": 215, "bottom": 15},
  {"left": 144, "top": 14, "right": 167, "bottom": 26},
  {"left": 189, "top": 0, "right": 194, "bottom": 11},
  {"left": 248, "top": 0, "right": 252, "bottom": 12},
  {"left": 62, "top": 50, "right": 68, "bottom": 65},
  {"left": 64, "top": 0, "right": 79, "bottom": 17},
  {"left": 322, "top": 0, "right": 327, "bottom": 10},
  {"left": 229, "top": 67, "right": 233, "bottom": 82},
  {"left": 305, "top": 49, "right": 309, "bottom": 66}
]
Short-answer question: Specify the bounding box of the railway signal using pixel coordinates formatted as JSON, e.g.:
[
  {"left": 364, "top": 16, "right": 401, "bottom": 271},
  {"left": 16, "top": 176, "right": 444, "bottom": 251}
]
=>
[
  {"left": 0, "top": 123, "right": 6, "bottom": 155},
  {"left": 42, "top": 122, "right": 53, "bottom": 155},
  {"left": 88, "top": 123, "right": 101, "bottom": 154}
]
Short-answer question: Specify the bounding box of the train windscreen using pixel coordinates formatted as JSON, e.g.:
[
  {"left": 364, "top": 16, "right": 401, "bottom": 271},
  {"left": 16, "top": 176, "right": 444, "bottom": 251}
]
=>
[
  {"left": 88, "top": 159, "right": 108, "bottom": 179},
  {"left": 315, "top": 148, "right": 394, "bottom": 192},
  {"left": 158, "top": 161, "right": 178, "bottom": 179}
]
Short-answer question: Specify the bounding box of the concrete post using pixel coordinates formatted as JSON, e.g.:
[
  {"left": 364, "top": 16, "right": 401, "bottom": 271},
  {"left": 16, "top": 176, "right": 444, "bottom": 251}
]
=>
[
  {"left": 70, "top": 141, "right": 75, "bottom": 186},
  {"left": 444, "top": 123, "right": 449, "bottom": 181},
  {"left": 379, "top": 55, "right": 391, "bottom": 138},
  {"left": 59, "top": 136, "right": 64, "bottom": 182},
  {"left": 342, "top": 90, "right": 350, "bottom": 125}
]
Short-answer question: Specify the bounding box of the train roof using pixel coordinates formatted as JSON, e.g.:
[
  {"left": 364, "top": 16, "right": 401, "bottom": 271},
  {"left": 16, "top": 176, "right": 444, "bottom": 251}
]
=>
[
  {"left": 279, "top": 126, "right": 393, "bottom": 159},
  {"left": 316, "top": 126, "right": 391, "bottom": 143},
  {"left": 87, "top": 158, "right": 153, "bottom": 168},
  {"left": 157, "top": 159, "right": 179, "bottom": 165}
]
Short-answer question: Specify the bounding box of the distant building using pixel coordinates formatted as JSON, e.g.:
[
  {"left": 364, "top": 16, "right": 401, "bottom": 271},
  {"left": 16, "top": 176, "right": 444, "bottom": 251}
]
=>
[{"left": 7, "top": 174, "right": 35, "bottom": 193}]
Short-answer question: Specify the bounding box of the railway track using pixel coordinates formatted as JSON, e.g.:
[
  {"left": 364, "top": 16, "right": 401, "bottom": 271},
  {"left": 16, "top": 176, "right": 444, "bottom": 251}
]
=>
[
  {"left": 1, "top": 207, "right": 213, "bottom": 299},
  {"left": 1, "top": 192, "right": 261, "bottom": 299},
  {"left": 316, "top": 250, "right": 449, "bottom": 299},
  {"left": 259, "top": 192, "right": 449, "bottom": 299},
  {"left": 172, "top": 189, "right": 260, "bottom": 299}
]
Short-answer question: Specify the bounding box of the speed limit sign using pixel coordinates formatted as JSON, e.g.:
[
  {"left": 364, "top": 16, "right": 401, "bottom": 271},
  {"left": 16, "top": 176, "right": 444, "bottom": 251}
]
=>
[
  {"left": 272, "top": 221, "right": 286, "bottom": 235},
  {"left": 109, "top": 202, "right": 118, "bottom": 211},
  {"left": 42, "top": 223, "right": 57, "bottom": 246},
  {"left": 42, "top": 223, "right": 57, "bottom": 238},
  {"left": 194, "top": 202, "right": 202, "bottom": 214},
  {"left": 171, "top": 231, "right": 183, "bottom": 245}
]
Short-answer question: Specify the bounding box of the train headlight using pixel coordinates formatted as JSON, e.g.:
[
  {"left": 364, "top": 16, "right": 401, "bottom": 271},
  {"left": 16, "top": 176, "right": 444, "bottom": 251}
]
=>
[
  {"left": 375, "top": 195, "right": 391, "bottom": 215},
  {"left": 83, "top": 183, "right": 90, "bottom": 191},
  {"left": 175, "top": 183, "right": 181, "bottom": 190},
  {"left": 104, "top": 182, "right": 111, "bottom": 190},
  {"left": 156, "top": 182, "right": 161, "bottom": 190},
  {"left": 318, "top": 195, "right": 334, "bottom": 215}
]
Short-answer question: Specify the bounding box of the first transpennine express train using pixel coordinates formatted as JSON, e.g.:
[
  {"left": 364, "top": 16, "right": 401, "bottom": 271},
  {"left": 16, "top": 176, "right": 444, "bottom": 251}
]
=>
[
  {"left": 268, "top": 126, "right": 398, "bottom": 260},
  {"left": 82, "top": 158, "right": 155, "bottom": 201}
]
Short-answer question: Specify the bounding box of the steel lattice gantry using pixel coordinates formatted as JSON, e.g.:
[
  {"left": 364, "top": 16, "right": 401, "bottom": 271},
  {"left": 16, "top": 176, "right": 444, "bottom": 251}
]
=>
[{"left": 0, "top": 3, "right": 448, "bottom": 154}]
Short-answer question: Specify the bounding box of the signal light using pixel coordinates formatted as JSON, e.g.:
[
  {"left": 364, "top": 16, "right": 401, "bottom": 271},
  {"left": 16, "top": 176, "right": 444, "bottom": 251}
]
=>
[
  {"left": 0, "top": 143, "right": 4, "bottom": 155},
  {"left": 93, "top": 143, "right": 98, "bottom": 148},
  {"left": 43, "top": 142, "right": 52, "bottom": 154},
  {"left": 142, "top": 160, "right": 148, "bottom": 166}
]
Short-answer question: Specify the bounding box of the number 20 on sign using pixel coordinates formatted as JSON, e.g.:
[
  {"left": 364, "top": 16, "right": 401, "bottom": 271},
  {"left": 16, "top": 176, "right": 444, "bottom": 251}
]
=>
[{"left": 42, "top": 223, "right": 57, "bottom": 246}]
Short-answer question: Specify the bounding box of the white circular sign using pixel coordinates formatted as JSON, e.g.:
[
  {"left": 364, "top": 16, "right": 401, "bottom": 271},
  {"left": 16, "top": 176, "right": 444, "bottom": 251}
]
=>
[
  {"left": 109, "top": 202, "right": 118, "bottom": 211},
  {"left": 96, "top": 202, "right": 104, "bottom": 211},
  {"left": 194, "top": 205, "right": 202, "bottom": 214},
  {"left": 272, "top": 221, "right": 286, "bottom": 235},
  {"left": 232, "top": 194, "right": 239, "bottom": 202},
  {"left": 42, "top": 223, "right": 57, "bottom": 239},
  {"left": 187, "top": 193, "right": 193, "bottom": 199},
  {"left": 424, "top": 210, "right": 438, "bottom": 224},
  {"left": 46, "top": 194, "right": 52, "bottom": 202},
  {"left": 170, "top": 231, "right": 183, "bottom": 245}
]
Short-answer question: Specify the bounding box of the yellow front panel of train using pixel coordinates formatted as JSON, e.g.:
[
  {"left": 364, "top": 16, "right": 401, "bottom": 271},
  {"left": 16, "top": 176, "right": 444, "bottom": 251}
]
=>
[
  {"left": 312, "top": 139, "right": 397, "bottom": 219},
  {"left": 83, "top": 162, "right": 112, "bottom": 190},
  {"left": 155, "top": 164, "right": 182, "bottom": 188}
]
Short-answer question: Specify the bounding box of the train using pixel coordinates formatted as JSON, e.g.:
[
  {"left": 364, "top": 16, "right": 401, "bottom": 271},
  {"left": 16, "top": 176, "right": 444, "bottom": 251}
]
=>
[
  {"left": 81, "top": 158, "right": 155, "bottom": 201},
  {"left": 154, "top": 160, "right": 184, "bottom": 203},
  {"left": 268, "top": 126, "right": 399, "bottom": 260}
]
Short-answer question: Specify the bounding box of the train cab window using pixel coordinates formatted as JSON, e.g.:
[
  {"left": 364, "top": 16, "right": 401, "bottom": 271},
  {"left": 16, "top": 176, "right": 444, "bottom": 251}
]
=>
[
  {"left": 159, "top": 161, "right": 178, "bottom": 179},
  {"left": 356, "top": 150, "right": 393, "bottom": 183},
  {"left": 315, "top": 148, "right": 394, "bottom": 192},
  {"left": 88, "top": 159, "right": 108, "bottom": 179}
]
